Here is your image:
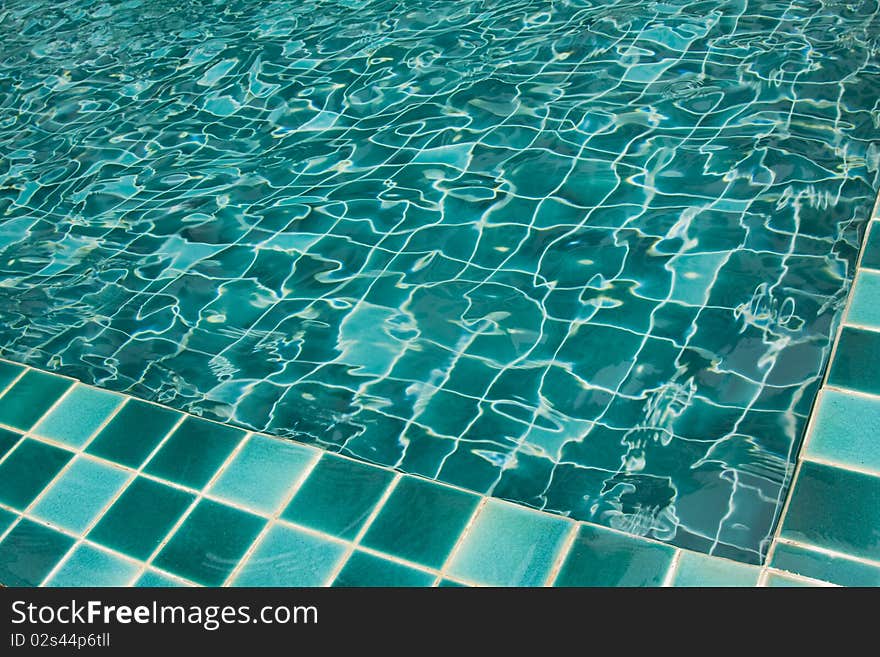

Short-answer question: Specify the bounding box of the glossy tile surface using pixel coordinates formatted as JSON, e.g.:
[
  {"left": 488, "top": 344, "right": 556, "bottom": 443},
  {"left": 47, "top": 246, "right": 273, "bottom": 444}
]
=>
[
  {"left": 770, "top": 542, "right": 880, "bottom": 588},
  {"left": 33, "top": 385, "right": 123, "bottom": 448},
  {"left": 847, "top": 271, "right": 880, "bottom": 329},
  {"left": 232, "top": 524, "right": 346, "bottom": 586},
  {"left": 332, "top": 551, "right": 434, "bottom": 588},
  {"left": 1, "top": 0, "right": 877, "bottom": 561},
  {"left": 45, "top": 543, "right": 140, "bottom": 587},
  {"left": 0, "top": 439, "right": 73, "bottom": 510},
  {"left": 0, "top": 371, "right": 71, "bottom": 431},
  {"left": 827, "top": 328, "right": 880, "bottom": 396},
  {"left": 805, "top": 390, "right": 880, "bottom": 472},
  {"left": 0, "top": 519, "right": 75, "bottom": 586},
  {"left": 86, "top": 400, "right": 181, "bottom": 468},
  {"left": 672, "top": 551, "right": 759, "bottom": 587}
]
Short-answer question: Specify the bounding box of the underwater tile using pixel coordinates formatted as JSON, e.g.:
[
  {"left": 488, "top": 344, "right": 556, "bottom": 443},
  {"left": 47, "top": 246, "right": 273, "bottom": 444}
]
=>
[
  {"left": 332, "top": 551, "right": 434, "bottom": 587},
  {"left": 672, "top": 551, "right": 760, "bottom": 587},
  {"left": 210, "top": 434, "right": 316, "bottom": 514},
  {"left": 0, "top": 370, "right": 72, "bottom": 431},
  {"left": 0, "top": 439, "right": 73, "bottom": 510},
  {"left": 282, "top": 454, "right": 394, "bottom": 539},
  {"left": 31, "top": 457, "right": 131, "bottom": 533},
  {"left": 135, "top": 570, "right": 192, "bottom": 587},
  {"left": 0, "top": 518, "right": 75, "bottom": 586},
  {"left": 88, "top": 477, "right": 195, "bottom": 560},
  {"left": 805, "top": 389, "right": 880, "bottom": 471},
  {"left": 827, "top": 327, "right": 880, "bottom": 396},
  {"left": 33, "top": 385, "right": 123, "bottom": 448},
  {"left": 781, "top": 461, "right": 880, "bottom": 561},
  {"left": 144, "top": 416, "right": 246, "bottom": 489},
  {"left": 0, "top": 361, "right": 24, "bottom": 391},
  {"left": 446, "top": 500, "right": 571, "bottom": 586},
  {"left": 86, "top": 399, "right": 182, "bottom": 468},
  {"left": 770, "top": 542, "right": 880, "bottom": 587},
  {"left": 231, "top": 524, "right": 346, "bottom": 586},
  {"left": 553, "top": 524, "right": 675, "bottom": 587},
  {"left": 154, "top": 499, "right": 265, "bottom": 586},
  {"left": 45, "top": 543, "right": 140, "bottom": 587},
  {"left": 847, "top": 270, "right": 880, "bottom": 329},
  {"left": 361, "top": 476, "right": 479, "bottom": 569}
]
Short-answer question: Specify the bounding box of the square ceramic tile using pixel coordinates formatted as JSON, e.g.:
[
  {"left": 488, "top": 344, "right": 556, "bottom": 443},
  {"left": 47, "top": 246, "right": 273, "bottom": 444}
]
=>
[
  {"left": 446, "top": 499, "right": 572, "bottom": 586},
  {"left": 361, "top": 476, "right": 479, "bottom": 569},
  {"left": 553, "top": 524, "right": 675, "bottom": 587},
  {"left": 209, "top": 434, "right": 316, "bottom": 514},
  {"left": 231, "top": 524, "right": 346, "bottom": 586},
  {"left": 847, "top": 270, "right": 880, "bottom": 329},
  {"left": 31, "top": 457, "right": 131, "bottom": 533},
  {"left": 134, "top": 570, "right": 191, "bottom": 587},
  {"left": 144, "top": 416, "right": 246, "bottom": 489},
  {"left": 0, "top": 361, "right": 24, "bottom": 391},
  {"left": 765, "top": 573, "right": 818, "bottom": 587},
  {"left": 0, "top": 518, "right": 75, "bottom": 586},
  {"left": 770, "top": 542, "right": 880, "bottom": 587},
  {"left": 827, "top": 327, "right": 880, "bottom": 396},
  {"left": 33, "top": 385, "right": 123, "bottom": 448},
  {"left": 332, "top": 551, "right": 434, "bottom": 587},
  {"left": 45, "top": 543, "right": 140, "bottom": 586},
  {"left": 781, "top": 461, "right": 880, "bottom": 561},
  {"left": 154, "top": 499, "right": 265, "bottom": 586},
  {"left": 861, "top": 223, "right": 880, "bottom": 270},
  {"left": 0, "top": 370, "right": 72, "bottom": 431},
  {"left": 0, "top": 439, "right": 73, "bottom": 510},
  {"left": 282, "top": 454, "right": 394, "bottom": 539},
  {"left": 86, "top": 399, "right": 182, "bottom": 468},
  {"left": 437, "top": 579, "right": 469, "bottom": 587},
  {"left": 672, "top": 551, "right": 760, "bottom": 587},
  {"left": 0, "top": 427, "right": 21, "bottom": 460},
  {"left": 0, "top": 507, "right": 17, "bottom": 535},
  {"left": 88, "top": 477, "right": 195, "bottom": 560},
  {"left": 805, "top": 389, "right": 880, "bottom": 471}
]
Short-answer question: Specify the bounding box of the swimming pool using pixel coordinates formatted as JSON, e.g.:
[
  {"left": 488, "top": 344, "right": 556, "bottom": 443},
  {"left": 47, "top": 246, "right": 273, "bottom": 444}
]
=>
[{"left": 1, "top": 0, "right": 878, "bottom": 567}]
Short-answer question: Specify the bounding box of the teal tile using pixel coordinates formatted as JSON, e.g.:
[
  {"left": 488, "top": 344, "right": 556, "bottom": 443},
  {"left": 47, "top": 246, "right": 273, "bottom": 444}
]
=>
[
  {"left": 144, "top": 416, "right": 246, "bottom": 489},
  {"left": 827, "top": 327, "right": 880, "bottom": 396},
  {"left": 438, "top": 578, "right": 469, "bottom": 587},
  {"left": 446, "top": 500, "right": 571, "bottom": 586},
  {"left": 154, "top": 499, "right": 265, "bottom": 586},
  {"left": 209, "top": 434, "right": 316, "bottom": 514},
  {"left": 45, "top": 543, "right": 140, "bottom": 587},
  {"left": 86, "top": 399, "right": 181, "bottom": 468},
  {"left": 135, "top": 570, "right": 191, "bottom": 587},
  {"left": 771, "top": 542, "right": 880, "bottom": 587},
  {"left": 672, "top": 551, "right": 760, "bottom": 587},
  {"left": 361, "top": 477, "right": 478, "bottom": 569},
  {"left": 766, "top": 573, "right": 820, "bottom": 587},
  {"left": 847, "top": 270, "right": 880, "bottom": 329},
  {"left": 231, "top": 524, "right": 346, "bottom": 586},
  {"left": 861, "top": 222, "right": 880, "bottom": 270},
  {"left": 282, "top": 454, "right": 394, "bottom": 539},
  {"left": 88, "top": 477, "right": 195, "bottom": 560},
  {"left": 0, "top": 507, "right": 17, "bottom": 535},
  {"left": 0, "top": 370, "right": 73, "bottom": 431},
  {"left": 0, "top": 519, "right": 75, "bottom": 586},
  {"left": 553, "top": 524, "right": 675, "bottom": 587},
  {"left": 32, "top": 458, "right": 131, "bottom": 533},
  {"left": 781, "top": 461, "right": 880, "bottom": 561},
  {"left": 0, "top": 439, "right": 73, "bottom": 510},
  {"left": 0, "top": 427, "right": 21, "bottom": 460},
  {"left": 332, "top": 551, "right": 434, "bottom": 587},
  {"left": 0, "top": 361, "right": 24, "bottom": 391},
  {"left": 805, "top": 389, "right": 880, "bottom": 471},
  {"left": 33, "top": 385, "right": 123, "bottom": 448}
]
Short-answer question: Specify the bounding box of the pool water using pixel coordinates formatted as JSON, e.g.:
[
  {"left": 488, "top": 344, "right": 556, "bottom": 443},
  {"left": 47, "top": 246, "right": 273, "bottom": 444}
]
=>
[{"left": 1, "top": 0, "right": 878, "bottom": 565}]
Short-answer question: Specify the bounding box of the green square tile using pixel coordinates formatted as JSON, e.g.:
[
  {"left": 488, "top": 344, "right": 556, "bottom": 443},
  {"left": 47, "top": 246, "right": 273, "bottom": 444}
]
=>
[
  {"left": 154, "top": 499, "right": 265, "bottom": 586},
  {"left": 361, "top": 477, "right": 479, "bottom": 569},
  {"left": 231, "top": 524, "right": 346, "bottom": 586},
  {"left": 0, "top": 507, "right": 18, "bottom": 535},
  {"left": 781, "top": 461, "right": 880, "bottom": 561},
  {"left": 805, "top": 390, "right": 880, "bottom": 471},
  {"left": 86, "top": 400, "right": 182, "bottom": 468},
  {"left": 0, "top": 439, "right": 74, "bottom": 510},
  {"left": 765, "top": 573, "right": 819, "bottom": 587},
  {"left": 827, "top": 327, "right": 880, "bottom": 396},
  {"left": 770, "top": 542, "right": 880, "bottom": 587},
  {"left": 135, "top": 570, "right": 192, "bottom": 587},
  {"left": 45, "top": 543, "right": 140, "bottom": 587},
  {"left": 0, "top": 361, "right": 24, "bottom": 391},
  {"left": 553, "top": 524, "right": 675, "bottom": 587},
  {"left": 860, "top": 222, "right": 880, "bottom": 270},
  {"left": 0, "top": 427, "right": 21, "bottom": 460},
  {"left": 847, "top": 271, "right": 880, "bottom": 329},
  {"left": 0, "top": 370, "right": 73, "bottom": 431},
  {"left": 33, "top": 385, "right": 123, "bottom": 448},
  {"left": 446, "top": 500, "right": 572, "bottom": 586},
  {"left": 88, "top": 477, "right": 195, "bottom": 560},
  {"left": 0, "top": 519, "right": 75, "bottom": 586},
  {"left": 282, "top": 454, "right": 394, "bottom": 539},
  {"left": 672, "top": 551, "right": 760, "bottom": 587},
  {"left": 144, "top": 416, "right": 246, "bottom": 489},
  {"left": 332, "top": 551, "right": 434, "bottom": 587},
  {"left": 209, "top": 434, "right": 316, "bottom": 514},
  {"left": 32, "top": 458, "right": 131, "bottom": 534}
]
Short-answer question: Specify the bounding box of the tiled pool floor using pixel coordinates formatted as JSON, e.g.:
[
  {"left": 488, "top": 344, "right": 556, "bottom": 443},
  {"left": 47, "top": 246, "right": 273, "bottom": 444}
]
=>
[{"left": 2, "top": 0, "right": 880, "bottom": 571}]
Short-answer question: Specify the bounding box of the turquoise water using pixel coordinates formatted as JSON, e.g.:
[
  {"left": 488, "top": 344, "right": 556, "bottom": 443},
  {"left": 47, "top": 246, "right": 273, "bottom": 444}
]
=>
[{"left": 1, "top": 0, "right": 878, "bottom": 564}]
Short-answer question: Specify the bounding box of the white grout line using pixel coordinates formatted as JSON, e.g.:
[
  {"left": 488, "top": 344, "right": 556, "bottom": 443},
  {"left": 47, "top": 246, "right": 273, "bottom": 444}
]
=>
[
  {"left": 800, "top": 455, "right": 880, "bottom": 479},
  {"left": 543, "top": 522, "right": 581, "bottom": 587},
  {"left": 432, "top": 497, "right": 489, "bottom": 586},
  {"left": 773, "top": 535, "right": 880, "bottom": 569},
  {"left": 0, "top": 365, "right": 28, "bottom": 400},
  {"left": 661, "top": 550, "right": 683, "bottom": 587},
  {"left": 761, "top": 567, "right": 839, "bottom": 587}
]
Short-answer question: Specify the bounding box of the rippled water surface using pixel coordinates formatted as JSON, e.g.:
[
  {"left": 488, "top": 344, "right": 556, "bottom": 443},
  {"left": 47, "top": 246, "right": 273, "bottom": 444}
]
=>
[{"left": 2, "top": 0, "right": 879, "bottom": 563}]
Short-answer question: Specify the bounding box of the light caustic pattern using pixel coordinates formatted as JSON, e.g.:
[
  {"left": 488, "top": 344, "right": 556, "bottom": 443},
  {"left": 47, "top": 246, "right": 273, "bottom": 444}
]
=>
[{"left": 1, "top": 0, "right": 879, "bottom": 563}]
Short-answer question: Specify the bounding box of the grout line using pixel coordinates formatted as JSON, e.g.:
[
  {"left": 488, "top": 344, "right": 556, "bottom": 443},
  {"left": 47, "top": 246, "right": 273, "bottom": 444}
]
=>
[
  {"left": 773, "top": 535, "right": 880, "bottom": 569},
  {"left": 543, "top": 522, "right": 580, "bottom": 587},
  {"left": 800, "top": 454, "right": 880, "bottom": 479},
  {"left": 433, "top": 497, "right": 489, "bottom": 585},
  {"left": 821, "top": 383, "right": 880, "bottom": 402},
  {"left": 761, "top": 567, "right": 839, "bottom": 587},
  {"left": 661, "top": 550, "right": 682, "bottom": 587},
  {"left": 0, "top": 365, "right": 28, "bottom": 399}
]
